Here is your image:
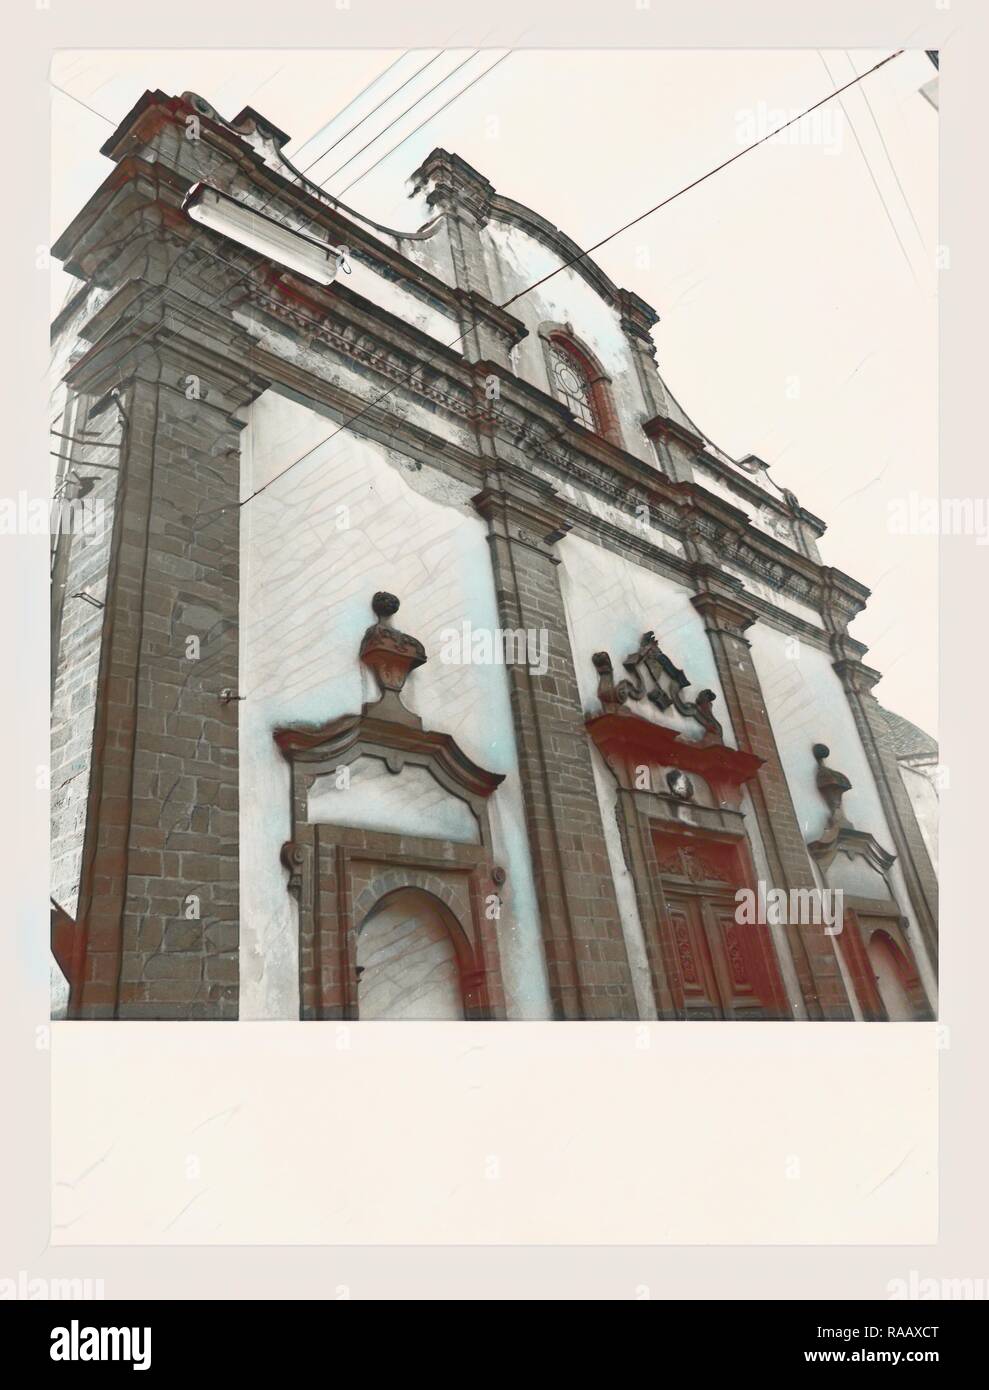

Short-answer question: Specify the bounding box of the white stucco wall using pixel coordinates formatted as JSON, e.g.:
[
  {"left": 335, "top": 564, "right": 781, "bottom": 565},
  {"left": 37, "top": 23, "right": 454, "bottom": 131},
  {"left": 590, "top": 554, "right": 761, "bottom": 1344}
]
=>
[
  {"left": 481, "top": 220, "right": 655, "bottom": 465},
  {"left": 395, "top": 220, "right": 457, "bottom": 290},
  {"left": 236, "top": 390, "right": 935, "bottom": 1022},
  {"left": 238, "top": 389, "right": 550, "bottom": 1020},
  {"left": 748, "top": 626, "right": 937, "bottom": 1004}
]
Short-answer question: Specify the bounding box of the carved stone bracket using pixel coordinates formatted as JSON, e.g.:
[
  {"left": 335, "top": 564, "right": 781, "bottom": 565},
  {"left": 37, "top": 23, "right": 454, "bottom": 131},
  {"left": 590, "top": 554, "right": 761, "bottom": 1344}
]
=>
[
  {"left": 280, "top": 840, "right": 312, "bottom": 908},
  {"left": 810, "top": 743, "right": 853, "bottom": 845}
]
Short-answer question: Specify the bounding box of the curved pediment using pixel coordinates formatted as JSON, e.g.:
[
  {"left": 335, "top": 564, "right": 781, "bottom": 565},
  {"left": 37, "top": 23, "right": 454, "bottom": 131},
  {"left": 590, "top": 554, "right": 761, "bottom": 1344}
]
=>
[
  {"left": 486, "top": 193, "right": 632, "bottom": 315},
  {"left": 274, "top": 709, "right": 504, "bottom": 812},
  {"left": 409, "top": 148, "right": 660, "bottom": 324}
]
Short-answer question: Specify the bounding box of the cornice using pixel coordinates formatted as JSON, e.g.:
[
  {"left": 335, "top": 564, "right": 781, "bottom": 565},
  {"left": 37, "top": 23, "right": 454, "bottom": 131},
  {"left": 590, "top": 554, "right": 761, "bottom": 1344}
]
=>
[
  {"left": 226, "top": 267, "right": 869, "bottom": 633},
  {"left": 75, "top": 94, "right": 465, "bottom": 307},
  {"left": 63, "top": 279, "right": 271, "bottom": 409},
  {"left": 275, "top": 710, "right": 504, "bottom": 799},
  {"left": 695, "top": 448, "right": 826, "bottom": 537},
  {"left": 643, "top": 411, "right": 705, "bottom": 456},
  {"left": 587, "top": 711, "right": 764, "bottom": 794},
  {"left": 99, "top": 90, "right": 442, "bottom": 247},
  {"left": 53, "top": 108, "right": 878, "bottom": 657}
]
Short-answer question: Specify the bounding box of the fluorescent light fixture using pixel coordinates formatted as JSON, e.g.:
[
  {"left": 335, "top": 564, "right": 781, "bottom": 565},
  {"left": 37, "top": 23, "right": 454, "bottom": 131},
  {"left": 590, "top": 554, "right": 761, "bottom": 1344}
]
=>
[{"left": 183, "top": 183, "right": 347, "bottom": 286}]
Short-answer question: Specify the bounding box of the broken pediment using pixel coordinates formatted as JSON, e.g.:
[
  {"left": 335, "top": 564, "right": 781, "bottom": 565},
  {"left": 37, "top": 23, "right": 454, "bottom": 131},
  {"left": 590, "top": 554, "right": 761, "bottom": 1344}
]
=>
[{"left": 591, "top": 630, "right": 723, "bottom": 745}]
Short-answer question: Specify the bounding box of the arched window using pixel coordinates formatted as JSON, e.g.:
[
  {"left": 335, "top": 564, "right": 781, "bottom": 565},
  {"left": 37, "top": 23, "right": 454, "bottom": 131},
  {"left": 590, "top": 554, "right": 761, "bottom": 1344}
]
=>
[
  {"left": 548, "top": 338, "right": 599, "bottom": 430},
  {"left": 540, "top": 324, "right": 622, "bottom": 447}
]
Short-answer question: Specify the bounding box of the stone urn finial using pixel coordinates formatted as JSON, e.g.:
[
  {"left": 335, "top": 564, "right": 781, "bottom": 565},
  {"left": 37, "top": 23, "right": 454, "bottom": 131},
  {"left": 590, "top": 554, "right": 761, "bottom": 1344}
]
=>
[
  {"left": 812, "top": 742, "right": 853, "bottom": 840},
  {"left": 370, "top": 591, "right": 400, "bottom": 621},
  {"left": 359, "top": 593, "right": 426, "bottom": 711}
]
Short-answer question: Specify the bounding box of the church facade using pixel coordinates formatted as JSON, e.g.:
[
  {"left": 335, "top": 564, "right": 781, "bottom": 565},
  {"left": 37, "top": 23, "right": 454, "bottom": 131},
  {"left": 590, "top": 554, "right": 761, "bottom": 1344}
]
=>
[{"left": 49, "top": 90, "right": 938, "bottom": 1022}]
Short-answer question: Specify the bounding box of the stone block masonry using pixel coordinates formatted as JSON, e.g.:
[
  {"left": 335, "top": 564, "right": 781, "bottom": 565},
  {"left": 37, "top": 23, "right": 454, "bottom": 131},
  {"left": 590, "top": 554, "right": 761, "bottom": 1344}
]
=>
[{"left": 68, "top": 368, "right": 243, "bottom": 1019}]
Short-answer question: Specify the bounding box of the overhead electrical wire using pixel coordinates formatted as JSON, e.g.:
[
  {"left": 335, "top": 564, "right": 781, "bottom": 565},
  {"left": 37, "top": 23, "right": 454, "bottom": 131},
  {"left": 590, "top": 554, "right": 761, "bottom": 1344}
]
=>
[
  {"left": 290, "top": 51, "right": 419, "bottom": 172},
  {"left": 837, "top": 50, "right": 927, "bottom": 252},
  {"left": 815, "top": 51, "right": 918, "bottom": 286},
  {"left": 51, "top": 50, "right": 906, "bottom": 518},
  {"left": 335, "top": 51, "right": 512, "bottom": 197},
  {"left": 309, "top": 50, "right": 473, "bottom": 185},
  {"left": 236, "top": 49, "right": 907, "bottom": 511}
]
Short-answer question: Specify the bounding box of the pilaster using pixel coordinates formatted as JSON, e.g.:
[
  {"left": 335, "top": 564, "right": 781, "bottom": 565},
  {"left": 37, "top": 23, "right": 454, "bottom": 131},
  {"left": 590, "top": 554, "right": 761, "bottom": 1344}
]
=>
[
  {"left": 831, "top": 654, "right": 939, "bottom": 971},
  {"left": 409, "top": 149, "right": 524, "bottom": 369},
  {"left": 472, "top": 472, "right": 638, "bottom": 1019},
  {"left": 62, "top": 302, "right": 268, "bottom": 1018},
  {"left": 689, "top": 566, "right": 853, "bottom": 1020}
]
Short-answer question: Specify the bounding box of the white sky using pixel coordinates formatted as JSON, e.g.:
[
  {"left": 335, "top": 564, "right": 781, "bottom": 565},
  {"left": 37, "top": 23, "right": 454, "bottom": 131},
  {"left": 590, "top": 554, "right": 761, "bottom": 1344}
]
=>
[{"left": 51, "top": 48, "right": 938, "bottom": 734}]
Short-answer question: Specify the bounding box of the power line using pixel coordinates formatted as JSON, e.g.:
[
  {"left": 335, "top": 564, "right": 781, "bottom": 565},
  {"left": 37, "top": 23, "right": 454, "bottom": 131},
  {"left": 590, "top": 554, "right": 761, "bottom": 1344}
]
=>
[
  {"left": 299, "top": 52, "right": 443, "bottom": 177},
  {"left": 502, "top": 48, "right": 904, "bottom": 309},
  {"left": 838, "top": 50, "right": 926, "bottom": 251},
  {"left": 815, "top": 51, "right": 918, "bottom": 287},
  {"left": 336, "top": 52, "right": 512, "bottom": 197},
  {"left": 51, "top": 81, "right": 115, "bottom": 126},
  {"left": 316, "top": 50, "right": 483, "bottom": 189},
  {"left": 237, "top": 49, "right": 906, "bottom": 510}
]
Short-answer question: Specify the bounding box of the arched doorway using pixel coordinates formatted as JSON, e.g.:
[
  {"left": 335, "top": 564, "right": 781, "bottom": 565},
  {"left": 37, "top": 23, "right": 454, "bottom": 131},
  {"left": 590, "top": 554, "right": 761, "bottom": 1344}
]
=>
[
  {"left": 867, "top": 930, "right": 913, "bottom": 1022},
  {"left": 357, "top": 888, "right": 465, "bottom": 1020}
]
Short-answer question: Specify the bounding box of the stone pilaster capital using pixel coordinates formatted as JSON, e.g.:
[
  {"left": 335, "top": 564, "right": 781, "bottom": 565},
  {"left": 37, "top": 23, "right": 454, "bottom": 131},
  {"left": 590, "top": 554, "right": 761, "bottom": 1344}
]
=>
[
  {"left": 472, "top": 471, "right": 573, "bottom": 564},
  {"left": 818, "top": 565, "right": 870, "bottom": 633},
  {"left": 63, "top": 282, "right": 271, "bottom": 414},
  {"left": 690, "top": 573, "right": 759, "bottom": 642},
  {"left": 454, "top": 291, "right": 528, "bottom": 351},
  {"left": 832, "top": 657, "right": 883, "bottom": 697},
  {"left": 618, "top": 287, "right": 660, "bottom": 346}
]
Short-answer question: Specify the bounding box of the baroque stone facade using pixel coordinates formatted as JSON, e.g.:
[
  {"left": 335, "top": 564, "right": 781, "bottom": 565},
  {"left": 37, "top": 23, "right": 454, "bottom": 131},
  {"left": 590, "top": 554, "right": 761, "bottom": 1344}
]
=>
[{"left": 49, "top": 90, "right": 937, "bottom": 1020}]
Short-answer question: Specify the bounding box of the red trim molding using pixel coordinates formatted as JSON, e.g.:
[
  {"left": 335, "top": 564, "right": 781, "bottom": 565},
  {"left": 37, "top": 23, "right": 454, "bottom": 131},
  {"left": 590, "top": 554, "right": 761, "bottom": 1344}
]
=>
[{"left": 586, "top": 709, "right": 764, "bottom": 805}]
